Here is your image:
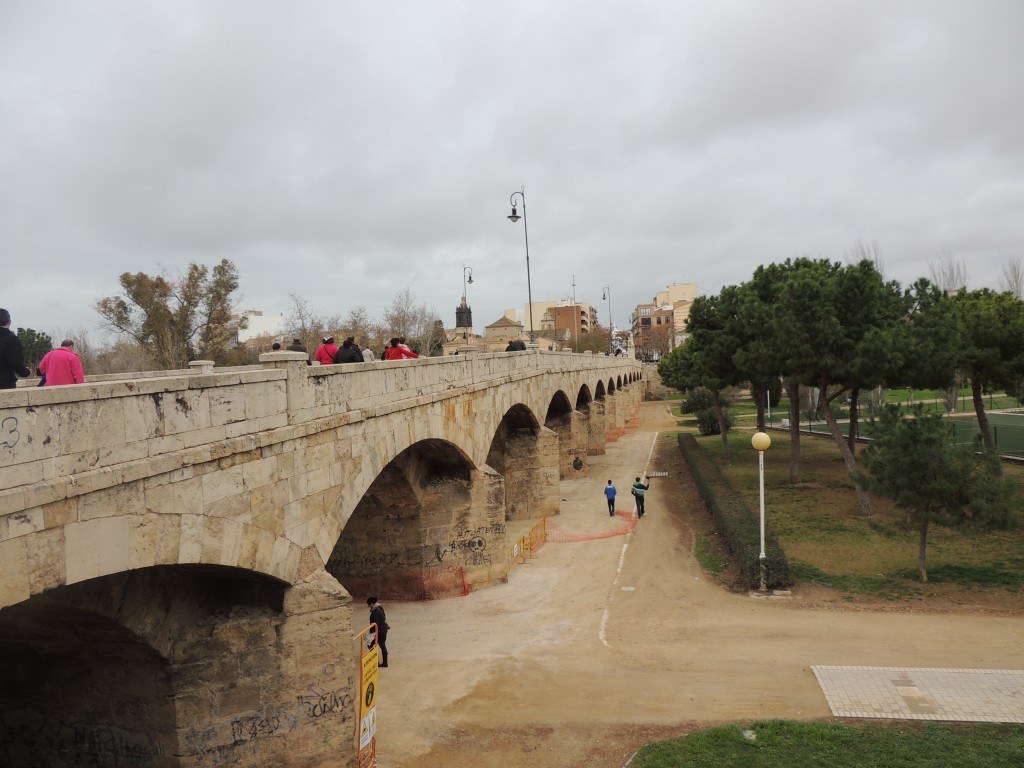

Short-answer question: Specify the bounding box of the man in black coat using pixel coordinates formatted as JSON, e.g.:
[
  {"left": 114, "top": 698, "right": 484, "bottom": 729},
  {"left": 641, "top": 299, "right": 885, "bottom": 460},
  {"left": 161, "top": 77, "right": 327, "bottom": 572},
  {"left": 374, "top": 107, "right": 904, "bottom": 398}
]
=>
[
  {"left": 367, "top": 596, "right": 389, "bottom": 668},
  {"left": 0, "top": 309, "right": 30, "bottom": 389}
]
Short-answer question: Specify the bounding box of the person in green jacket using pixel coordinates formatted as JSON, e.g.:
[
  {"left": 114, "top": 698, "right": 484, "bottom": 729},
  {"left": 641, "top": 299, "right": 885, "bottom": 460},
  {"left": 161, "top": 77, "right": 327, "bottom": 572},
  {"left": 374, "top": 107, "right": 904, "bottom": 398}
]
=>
[{"left": 632, "top": 476, "right": 651, "bottom": 518}]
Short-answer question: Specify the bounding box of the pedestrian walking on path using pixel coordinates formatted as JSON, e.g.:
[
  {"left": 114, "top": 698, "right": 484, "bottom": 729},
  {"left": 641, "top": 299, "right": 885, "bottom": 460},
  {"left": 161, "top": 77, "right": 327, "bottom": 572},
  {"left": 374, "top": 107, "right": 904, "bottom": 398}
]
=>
[
  {"left": 367, "top": 596, "right": 389, "bottom": 668},
  {"left": 604, "top": 480, "right": 617, "bottom": 516},
  {"left": 631, "top": 476, "right": 650, "bottom": 518}
]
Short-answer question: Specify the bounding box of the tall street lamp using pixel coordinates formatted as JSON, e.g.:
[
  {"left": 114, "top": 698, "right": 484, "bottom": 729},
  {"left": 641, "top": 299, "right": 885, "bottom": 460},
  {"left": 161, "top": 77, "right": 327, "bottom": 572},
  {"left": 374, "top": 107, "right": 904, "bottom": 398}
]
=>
[
  {"left": 462, "top": 265, "right": 474, "bottom": 302},
  {"left": 751, "top": 431, "right": 772, "bottom": 592},
  {"left": 507, "top": 187, "right": 534, "bottom": 343},
  {"left": 571, "top": 274, "right": 579, "bottom": 353},
  {"left": 456, "top": 265, "right": 474, "bottom": 339},
  {"left": 601, "top": 285, "right": 612, "bottom": 350}
]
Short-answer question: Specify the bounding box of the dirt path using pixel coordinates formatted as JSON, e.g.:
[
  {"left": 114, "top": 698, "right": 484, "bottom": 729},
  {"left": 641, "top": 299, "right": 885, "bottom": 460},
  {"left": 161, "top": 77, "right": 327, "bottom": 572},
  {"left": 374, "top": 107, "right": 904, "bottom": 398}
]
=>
[{"left": 364, "top": 402, "right": 1024, "bottom": 767}]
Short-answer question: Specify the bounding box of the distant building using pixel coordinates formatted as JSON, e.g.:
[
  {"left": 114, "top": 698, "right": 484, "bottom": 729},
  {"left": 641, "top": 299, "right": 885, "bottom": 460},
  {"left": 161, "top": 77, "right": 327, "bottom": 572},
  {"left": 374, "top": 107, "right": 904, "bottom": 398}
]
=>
[
  {"left": 512, "top": 301, "right": 598, "bottom": 348},
  {"left": 631, "top": 283, "right": 697, "bottom": 360}
]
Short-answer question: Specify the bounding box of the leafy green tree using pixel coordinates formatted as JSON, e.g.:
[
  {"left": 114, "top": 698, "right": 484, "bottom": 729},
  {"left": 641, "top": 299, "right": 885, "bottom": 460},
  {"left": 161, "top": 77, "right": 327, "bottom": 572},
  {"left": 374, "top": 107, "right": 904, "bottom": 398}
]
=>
[
  {"left": 951, "top": 289, "right": 1024, "bottom": 463},
  {"left": 681, "top": 288, "right": 745, "bottom": 457},
  {"left": 16, "top": 328, "right": 53, "bottom": 370},
  {"left": 855, "top": 405, "right": 1016, "bottom": 582},
  {"left": 771, "top": 259, "right": 904, "bottom": 515},
  {"left": 682, "top": 386, "right": 736, "bottom": 435},
  {"left": 736, "top": 259, "right": 827, "bottom": 483},
  {"left": 95, "top": 259, "right": 241, "bottom": 369}
]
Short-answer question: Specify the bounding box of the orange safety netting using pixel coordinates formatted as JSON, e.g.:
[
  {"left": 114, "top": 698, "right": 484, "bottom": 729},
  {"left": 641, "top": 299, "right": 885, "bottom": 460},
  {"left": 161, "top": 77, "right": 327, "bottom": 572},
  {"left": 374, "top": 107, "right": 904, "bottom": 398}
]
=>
[{"left": 545, "top": 509, "right": 638, "bottom": 543}]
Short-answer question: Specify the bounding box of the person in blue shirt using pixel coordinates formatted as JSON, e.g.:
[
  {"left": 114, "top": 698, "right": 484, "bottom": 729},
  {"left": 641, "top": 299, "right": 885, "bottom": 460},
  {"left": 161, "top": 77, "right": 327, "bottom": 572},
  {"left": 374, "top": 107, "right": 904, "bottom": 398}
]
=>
[{"left": 604, "top": 480, "right": 617, "bottom": 517}]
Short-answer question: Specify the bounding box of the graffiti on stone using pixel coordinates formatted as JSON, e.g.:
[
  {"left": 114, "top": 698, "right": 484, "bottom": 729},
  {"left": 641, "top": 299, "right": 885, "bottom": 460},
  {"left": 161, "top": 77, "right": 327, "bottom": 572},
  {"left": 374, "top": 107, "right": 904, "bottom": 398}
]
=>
[
  {"left": 230, "top": 714, "right": 281, "bottom": 744},
  {"left": 297, "top": 685, "right": 354, "bottom": 721},
  {"left": 1, "top": 416, "right": 19, "bottom": 449},
  {"left": 328, "top": 550, "right": 407, "bottom": 572},
  {"left": 0, "top": 709, "right": 165, "bottom": 765}
]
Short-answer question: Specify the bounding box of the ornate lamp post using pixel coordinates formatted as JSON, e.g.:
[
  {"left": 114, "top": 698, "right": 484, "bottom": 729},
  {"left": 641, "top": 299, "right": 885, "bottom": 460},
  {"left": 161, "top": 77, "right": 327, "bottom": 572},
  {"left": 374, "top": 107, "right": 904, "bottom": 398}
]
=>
[
  {"left": 456, "top": 266, "right": 474, "bottom": 339},
  {"left": 751, "top": 431, "right": 772, "bottom": 592},
  {"left": 601, "top": 285, "right": 612, "bottom": 350},
  {"left": 507, "top": 187, "right": 534, "bottom": 343}
]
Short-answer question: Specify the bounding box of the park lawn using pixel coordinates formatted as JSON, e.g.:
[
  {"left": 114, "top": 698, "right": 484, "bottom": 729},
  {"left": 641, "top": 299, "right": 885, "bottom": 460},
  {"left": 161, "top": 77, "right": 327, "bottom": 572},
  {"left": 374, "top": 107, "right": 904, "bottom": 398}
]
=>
[
  {"left": 694, "top": 430, "right": 1024, "bottom": 605},
  {"left": 631, "top": 721, "right": 1024, "bottom": 768}
]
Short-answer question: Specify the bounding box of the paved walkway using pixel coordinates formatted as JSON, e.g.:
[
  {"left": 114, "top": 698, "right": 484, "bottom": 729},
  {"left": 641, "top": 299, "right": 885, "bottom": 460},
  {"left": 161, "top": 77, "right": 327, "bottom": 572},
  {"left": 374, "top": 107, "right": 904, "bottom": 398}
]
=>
[{"left": 812, "top": 666, "right": 1024, "bottom": 723}]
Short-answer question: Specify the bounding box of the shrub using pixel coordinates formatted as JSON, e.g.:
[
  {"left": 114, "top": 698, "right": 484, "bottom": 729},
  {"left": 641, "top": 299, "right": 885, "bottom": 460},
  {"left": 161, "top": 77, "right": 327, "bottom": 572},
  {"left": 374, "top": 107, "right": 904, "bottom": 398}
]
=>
[
  {"left": 677, "top": 434, "right": 791, "bottom": 590},
  {"left": 694, "top": 408, "right": 735, "bottom": 436}
]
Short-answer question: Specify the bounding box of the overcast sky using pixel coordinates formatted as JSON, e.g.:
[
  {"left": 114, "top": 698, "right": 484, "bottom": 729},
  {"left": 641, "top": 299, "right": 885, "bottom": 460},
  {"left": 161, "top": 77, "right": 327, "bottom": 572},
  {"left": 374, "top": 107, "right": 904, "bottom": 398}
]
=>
[{"left": 3, "top": 1, "right": 1023, "bottom": 341}]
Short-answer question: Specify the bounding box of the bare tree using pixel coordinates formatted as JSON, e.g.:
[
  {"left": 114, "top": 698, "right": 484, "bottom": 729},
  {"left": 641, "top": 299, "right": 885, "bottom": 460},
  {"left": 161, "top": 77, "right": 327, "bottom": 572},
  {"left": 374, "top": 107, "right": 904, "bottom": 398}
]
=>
[
  {"left": 844, "top": 240, "right": 885, "bottom": 275},
  {"left": 1000, "top": 256, "right": 1024, "bottom": 299},
  {"left": 928, "top": 252, "right": 969, "bottom": 294},
  {"left": 284, "top": 293, "right": 342, "bottom": 353},
  {"left": 382, "top": 289, "right": 443, "bottom": 355}
]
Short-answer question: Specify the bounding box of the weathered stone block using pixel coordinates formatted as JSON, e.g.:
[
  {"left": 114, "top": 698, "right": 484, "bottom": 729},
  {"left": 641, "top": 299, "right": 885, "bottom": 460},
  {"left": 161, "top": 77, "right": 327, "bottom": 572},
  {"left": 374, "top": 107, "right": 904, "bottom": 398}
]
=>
[{"left": 64, "top": 516, "right": 130, "bottom": 584}]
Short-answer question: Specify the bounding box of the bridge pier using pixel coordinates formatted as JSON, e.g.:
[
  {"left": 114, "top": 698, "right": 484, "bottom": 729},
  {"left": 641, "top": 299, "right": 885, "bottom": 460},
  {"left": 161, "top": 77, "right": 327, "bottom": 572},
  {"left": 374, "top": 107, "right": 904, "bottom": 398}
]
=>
[
  {"left": 0, "top": 565, "right": 355, "bottom": 768},
  {"left": 0, "top": 350, "right": 641, "bottom": 766},
  {"left": 587, "top": 400, "right": 606, "bottom": 455}
]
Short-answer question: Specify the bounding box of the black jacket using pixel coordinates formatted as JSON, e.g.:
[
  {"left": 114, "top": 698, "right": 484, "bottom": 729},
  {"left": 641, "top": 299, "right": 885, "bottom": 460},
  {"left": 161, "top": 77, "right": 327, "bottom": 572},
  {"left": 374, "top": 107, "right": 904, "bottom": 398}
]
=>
[
  {"left": 0, "top": 328, "right": 30, "bottom": 389},
  {"left": 369, "top": 605, "right": 388, "bottom": 642},
  {"left": 334, "top": 345, "right": 364, "bottom": 364}
]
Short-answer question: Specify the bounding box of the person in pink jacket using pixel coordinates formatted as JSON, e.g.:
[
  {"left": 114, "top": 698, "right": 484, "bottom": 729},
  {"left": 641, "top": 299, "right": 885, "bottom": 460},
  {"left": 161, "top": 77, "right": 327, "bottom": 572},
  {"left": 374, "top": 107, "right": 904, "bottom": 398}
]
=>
[{"left": 38, "top": 340, "right": 84, "bottom": 386}]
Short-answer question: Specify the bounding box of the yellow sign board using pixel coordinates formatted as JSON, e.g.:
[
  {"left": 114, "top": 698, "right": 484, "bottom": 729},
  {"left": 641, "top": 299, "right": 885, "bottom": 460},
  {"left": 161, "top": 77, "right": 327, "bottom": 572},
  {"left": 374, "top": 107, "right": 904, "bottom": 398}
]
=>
[
  {"left": 361, "top": 648, "right": 378, "bottom": 719},
  {"left": 357, "top": 624, "right": 379, "bottom": 766}
]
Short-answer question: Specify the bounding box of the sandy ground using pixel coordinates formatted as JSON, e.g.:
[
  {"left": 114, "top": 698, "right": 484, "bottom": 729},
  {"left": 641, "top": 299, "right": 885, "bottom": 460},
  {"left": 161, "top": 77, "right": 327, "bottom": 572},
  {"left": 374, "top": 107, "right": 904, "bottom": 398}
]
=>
[{"left": 359, "top": 402, "right": 1024, "bottom": 768}]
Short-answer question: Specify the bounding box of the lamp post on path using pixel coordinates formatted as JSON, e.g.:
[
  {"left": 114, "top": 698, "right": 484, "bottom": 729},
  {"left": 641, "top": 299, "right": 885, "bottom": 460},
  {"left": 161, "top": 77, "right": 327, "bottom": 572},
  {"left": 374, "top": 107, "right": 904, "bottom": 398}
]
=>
[
  {"left": 751, "top": 431, "right": 771, "bottom": 592},
  {"left": 507, "top": 187, "right": 534, "bottom": 343}
]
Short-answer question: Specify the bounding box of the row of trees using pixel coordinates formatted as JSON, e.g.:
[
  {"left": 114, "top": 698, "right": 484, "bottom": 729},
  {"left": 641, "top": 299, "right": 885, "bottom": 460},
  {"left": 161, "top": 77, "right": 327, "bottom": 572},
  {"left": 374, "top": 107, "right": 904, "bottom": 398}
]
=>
[
  {"left": 88, "top": 260, "right": 451, "bottom": 370},
  {"left": 658, "top": 255, "right": 1023, "bottom": 581},
  {"left": 19, "top": 258, "right": 626, "bottom": 376},
  {"left": 284, "top": 289, "right": 445, "bottom": 361},
  {"left": 658, "top": 257, "right": 1024, "bottom": 511}
]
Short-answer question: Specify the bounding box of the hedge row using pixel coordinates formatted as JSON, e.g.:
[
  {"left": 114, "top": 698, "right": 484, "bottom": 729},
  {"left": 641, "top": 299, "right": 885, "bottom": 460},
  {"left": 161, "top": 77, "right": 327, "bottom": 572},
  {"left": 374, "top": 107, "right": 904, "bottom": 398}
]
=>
[{"left": 677, "top": 434, "right": 791, "bottom": 590}]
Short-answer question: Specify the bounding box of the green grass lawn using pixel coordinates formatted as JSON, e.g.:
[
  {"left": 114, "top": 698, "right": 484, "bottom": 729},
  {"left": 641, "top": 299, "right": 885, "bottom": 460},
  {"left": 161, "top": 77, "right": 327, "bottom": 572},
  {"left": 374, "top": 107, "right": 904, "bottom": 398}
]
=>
[
  {"left": 692, "top": 429, "right": 1024, "bottom": 602},
  {"left": 631, "top": 721, "right": 1024, "bottom": 768}
]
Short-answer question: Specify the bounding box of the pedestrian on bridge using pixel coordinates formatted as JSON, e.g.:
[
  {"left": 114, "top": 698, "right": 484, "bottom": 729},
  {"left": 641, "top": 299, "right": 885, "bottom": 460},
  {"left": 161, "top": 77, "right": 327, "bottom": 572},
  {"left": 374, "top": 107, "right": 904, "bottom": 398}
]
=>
[
  {"left": 385, "top": 338, "right": 419, "bottom": 360},
  {"left": 0, "top": 308, "right": 30, "bottom": 389},
  {"left": 604, "top": 480, "right": 617, "bottom": 516},
  {"left": 315, "top": 336, "right": 339, "bottom": 366},
  {"left": 38, "top": 340, "right": 84, "bottom": 386}
]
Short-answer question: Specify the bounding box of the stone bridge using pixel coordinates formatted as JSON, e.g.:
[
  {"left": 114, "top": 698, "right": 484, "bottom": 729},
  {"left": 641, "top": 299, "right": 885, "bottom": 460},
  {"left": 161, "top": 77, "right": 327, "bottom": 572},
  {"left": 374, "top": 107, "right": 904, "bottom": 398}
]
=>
[{"left": 0, "top": 350, "right": 643, "bottom": 767}]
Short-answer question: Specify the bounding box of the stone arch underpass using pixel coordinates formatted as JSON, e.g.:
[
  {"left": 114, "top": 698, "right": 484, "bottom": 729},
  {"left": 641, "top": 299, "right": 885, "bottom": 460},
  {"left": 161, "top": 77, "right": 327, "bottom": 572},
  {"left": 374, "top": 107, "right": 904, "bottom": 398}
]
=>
[{"left": 0, "top": 350, "right": 642, "bottom": 767}]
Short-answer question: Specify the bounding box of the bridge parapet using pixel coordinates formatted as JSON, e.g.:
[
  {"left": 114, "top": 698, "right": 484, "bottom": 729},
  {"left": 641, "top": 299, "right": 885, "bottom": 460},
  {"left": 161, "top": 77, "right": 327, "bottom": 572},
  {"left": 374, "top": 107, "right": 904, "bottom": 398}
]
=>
[{"left": 0, "top": 352, "right": 639, "bottom": 522}]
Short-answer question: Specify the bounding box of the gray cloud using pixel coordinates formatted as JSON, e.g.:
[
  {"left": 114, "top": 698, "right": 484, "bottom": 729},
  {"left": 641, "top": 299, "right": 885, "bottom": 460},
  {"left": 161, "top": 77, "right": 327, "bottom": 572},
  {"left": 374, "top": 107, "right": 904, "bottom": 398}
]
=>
[{"left": 2, "top": 1, "right": 1022, "bottom": 338}]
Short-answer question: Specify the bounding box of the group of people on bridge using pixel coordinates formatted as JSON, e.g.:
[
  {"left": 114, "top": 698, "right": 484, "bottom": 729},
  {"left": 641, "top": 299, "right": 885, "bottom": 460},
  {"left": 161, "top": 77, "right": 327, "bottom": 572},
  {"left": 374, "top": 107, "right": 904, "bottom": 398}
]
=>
[{"left": 0, "top": 308, "right": 85, "bottom": 389}]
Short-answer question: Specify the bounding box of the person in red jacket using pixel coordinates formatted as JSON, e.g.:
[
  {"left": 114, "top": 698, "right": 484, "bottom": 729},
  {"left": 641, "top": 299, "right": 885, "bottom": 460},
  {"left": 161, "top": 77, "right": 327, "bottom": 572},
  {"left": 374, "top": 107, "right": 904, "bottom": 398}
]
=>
[
  {"left": 314, "top": 335, "right": 339, "bottom": 365},
  {"left": 384, "top": 337, "right": 419, "bottom": 360},
  {"left": 38, "top": 340, "right": 85, "bottom": 386}
]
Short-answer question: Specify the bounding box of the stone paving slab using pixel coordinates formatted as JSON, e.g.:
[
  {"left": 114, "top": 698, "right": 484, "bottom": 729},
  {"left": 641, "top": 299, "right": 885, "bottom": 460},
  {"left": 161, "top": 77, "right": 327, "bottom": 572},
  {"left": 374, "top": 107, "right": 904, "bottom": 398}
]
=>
[{"left": 812, "top": 666, "right": 1024, "bottom": 723}]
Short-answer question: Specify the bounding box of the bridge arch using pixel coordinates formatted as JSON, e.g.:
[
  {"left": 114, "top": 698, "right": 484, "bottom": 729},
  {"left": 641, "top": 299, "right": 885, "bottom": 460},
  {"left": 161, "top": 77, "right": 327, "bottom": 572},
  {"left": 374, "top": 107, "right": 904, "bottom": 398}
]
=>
[
  {"left": 0, "top": 351, "right": 643, "bottom": 767},
  {"left": 0, "top": 564, "right": 296, "bottom": 767},
  {"left": 326, "top": 438, "right": 507, "bottom": 599}
]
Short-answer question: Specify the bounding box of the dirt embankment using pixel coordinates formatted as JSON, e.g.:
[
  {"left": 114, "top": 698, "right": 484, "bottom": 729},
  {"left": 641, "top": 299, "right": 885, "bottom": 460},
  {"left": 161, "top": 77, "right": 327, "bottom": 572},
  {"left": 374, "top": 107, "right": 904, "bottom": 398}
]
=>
[{"left": 367, "top": 402, "right": 1024, "bottom": 768}]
